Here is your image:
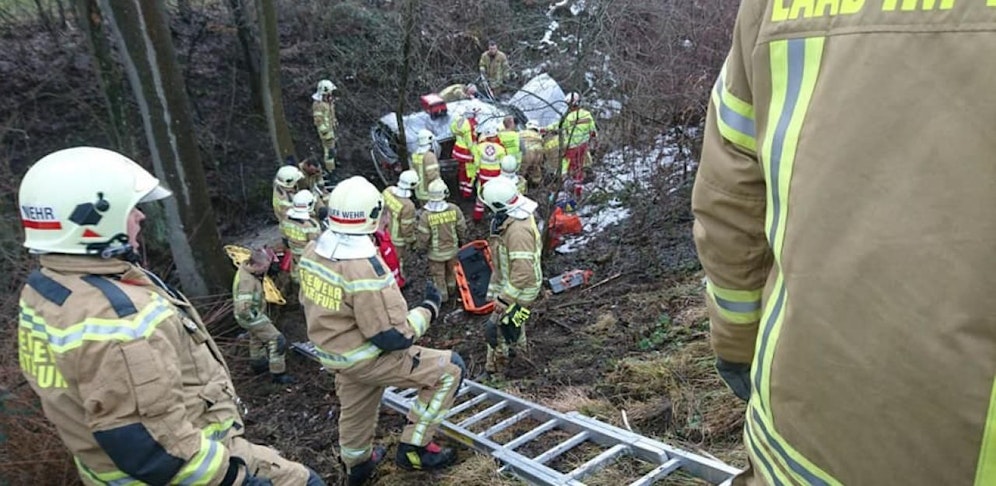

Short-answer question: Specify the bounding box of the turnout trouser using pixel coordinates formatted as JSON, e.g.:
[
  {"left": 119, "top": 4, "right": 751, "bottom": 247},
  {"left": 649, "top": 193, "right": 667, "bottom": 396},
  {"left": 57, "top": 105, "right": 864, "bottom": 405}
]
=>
[
  {"left": 428, "top": 259, "right": 457, "bottom": 302},
  {"left": 335, "top": 346, "right": 463, "bottom": 469},
  {"left": 247, "top": 322, "right": 287, "bottom": 374}
]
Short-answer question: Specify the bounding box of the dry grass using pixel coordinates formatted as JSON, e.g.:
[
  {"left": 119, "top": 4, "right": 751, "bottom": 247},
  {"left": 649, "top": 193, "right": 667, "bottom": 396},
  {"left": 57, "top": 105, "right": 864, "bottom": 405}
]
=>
[
  {"left": 603, "top": 340, "right": 746, "bottom": 466},
  {"left": 438, "top": 453, "right": 525, "bottom": 486}
]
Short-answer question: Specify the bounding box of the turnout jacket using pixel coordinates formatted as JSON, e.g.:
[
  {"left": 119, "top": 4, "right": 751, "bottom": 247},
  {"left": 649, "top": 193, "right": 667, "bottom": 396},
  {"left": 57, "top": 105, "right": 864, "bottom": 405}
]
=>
[
  {"left": 298, "top": 237, "right": 432, "bottom": 371},
  {"left": 381, "top": 187, "right": 417, "bottom": 249},
  {"left": 416, "top": 202, "right": 467, "bottom": 262},
  {"left": 488, "top": 216, "right": 542, "bottom": 306},
  {"left": 692, "top": 1, "right": 996, "bottom": 485},
  {"left": 19, "top": 255, "right": 243, "bottom": 485}
]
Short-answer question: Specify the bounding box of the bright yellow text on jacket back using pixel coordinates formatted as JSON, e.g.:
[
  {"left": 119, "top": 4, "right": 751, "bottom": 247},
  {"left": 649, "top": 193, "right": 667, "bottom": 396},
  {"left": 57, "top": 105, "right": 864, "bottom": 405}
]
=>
[
  {"left": 427, "top": 210, "right": 458, "bottom": 227},
  {"left": 771, "top": 0, "right": 972, "bottom": 21},
  {"left": 18, "top": 329, "right": 67, "bottom": 389},
  {"left": 300, "top": 270, "right": 343, "bottom": 311}
]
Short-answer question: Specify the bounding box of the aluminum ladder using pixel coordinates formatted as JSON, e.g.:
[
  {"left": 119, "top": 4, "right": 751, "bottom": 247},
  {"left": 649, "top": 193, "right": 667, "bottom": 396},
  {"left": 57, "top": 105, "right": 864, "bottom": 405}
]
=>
[{"left": 291, "top": 341, "right": 740, "bottom": 485}]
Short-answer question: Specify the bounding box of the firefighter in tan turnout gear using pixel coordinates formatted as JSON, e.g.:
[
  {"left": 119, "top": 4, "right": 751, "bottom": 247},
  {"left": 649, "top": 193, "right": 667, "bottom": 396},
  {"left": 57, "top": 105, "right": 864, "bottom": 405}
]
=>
[
  {"left": 381, "top": 169, "right": 419, "bottom": 272},
  {"left": 312, "top": 79, "right": 339, "bottom": 172},
  {"left": 299, "top": 176, "right": 465, "bottom": 485},
  {"left": 411, "top": 129, "right": 440, "bottom": 203},
  {"left": 693, "top": 2, "right": 996, "bottom": 485},
  {"left": 17, "top": 147, "right": 323, "bottom": 486},
  {"left": 273, "top": 164, "right": 304, "bottom": 222},
  {"left": 233, "top": 247, "right": 294, "bottom": 384},
  {"left": 415, "top": 179, "right": 467, "bottom": 304},
  {"left": 282, "top": 190, "right": 322, "bottom": 283},
  {"left": 479, "top": 177, "right": 541, "bottom": 381}
]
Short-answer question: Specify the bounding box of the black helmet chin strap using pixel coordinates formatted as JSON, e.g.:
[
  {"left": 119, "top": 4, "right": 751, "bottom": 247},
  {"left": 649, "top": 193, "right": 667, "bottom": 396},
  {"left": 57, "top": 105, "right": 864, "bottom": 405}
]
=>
[
  {"left": 490, "top": 211, "right": 509, "bottom": 235},
  {"left": 91, "top": 233, "right": 138, "bottom": 262}
]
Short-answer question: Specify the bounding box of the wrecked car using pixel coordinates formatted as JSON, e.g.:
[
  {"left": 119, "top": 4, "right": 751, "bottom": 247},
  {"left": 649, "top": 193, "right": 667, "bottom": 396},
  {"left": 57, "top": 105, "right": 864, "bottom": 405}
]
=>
[{"left": 369, "top": 74, "right": 567, "bottom": 185}]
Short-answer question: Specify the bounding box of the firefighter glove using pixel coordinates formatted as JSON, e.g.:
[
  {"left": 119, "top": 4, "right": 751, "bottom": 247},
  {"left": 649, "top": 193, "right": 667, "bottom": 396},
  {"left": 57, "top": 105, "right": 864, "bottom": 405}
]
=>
[
  {"left": 500, "top": 303, "right": 531, "bottom": 328},
  {"left": 715, "top": 358, "right": 751, "bottom": 402},
  {"left": 420, "top": 281, "right": 442, "bottom": 320}
]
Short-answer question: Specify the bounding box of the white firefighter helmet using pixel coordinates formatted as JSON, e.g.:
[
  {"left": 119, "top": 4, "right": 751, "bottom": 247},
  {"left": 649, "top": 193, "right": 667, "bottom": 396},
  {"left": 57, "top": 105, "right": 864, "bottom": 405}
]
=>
[
  {"left": 417, "top": 129, "right": 435, "bottom": 148},
  {"left": 566, "top": 92, "right": 581, "bottom": 106},
  {"left": 19, "top": 146, "right": 172, "bottom": 256},
  {"left": 316, "top": 79, "right": 337, "bottom": 96},
  {"left": 525, "top": 119, "right": 540, "bottom": 131},
  {"left": 287, "top": 190, "right": 315, "bottom": 220},
  {"left": 275, "top": 165, "right": 304, "bottom": 188},
  {"left": 427, "top": 179, "right": 449, "bottom": 202},
  {"left": 326, "top": 176, "right": 383, "bottom": 234},
  {"left": 480, "top": 177, "right": 522, "bottom": 213},
  {"left": 398, "top": 170, "right": 420, "bottom": 191},
  {"left": 464, "top": 103, "right": 482, "bottom": 118},
  {"left": 500, "top": 155, "right": 519, "bottom": 174}
]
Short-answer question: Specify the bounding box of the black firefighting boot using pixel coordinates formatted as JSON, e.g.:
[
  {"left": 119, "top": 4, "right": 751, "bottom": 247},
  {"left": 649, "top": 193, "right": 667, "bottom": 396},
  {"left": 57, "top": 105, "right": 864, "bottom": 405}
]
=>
[
  {"left": 395, "top": 441, "right": 457, "bottom": 471},
  {"left": 346, "top": 445, "right": 387, "bottom": 486},
  {"left": 250, "top": 358, "right": 268, "bottom": 375},
  {"left": 271, "top": 373, "right": 296, "bottom": 384}
]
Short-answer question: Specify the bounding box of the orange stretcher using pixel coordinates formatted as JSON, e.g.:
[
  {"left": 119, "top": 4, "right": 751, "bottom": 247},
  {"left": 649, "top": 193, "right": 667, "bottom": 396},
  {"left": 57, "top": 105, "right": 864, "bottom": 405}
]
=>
[{"left": 453, "top": 240, "right": 495, "bottom": 314}]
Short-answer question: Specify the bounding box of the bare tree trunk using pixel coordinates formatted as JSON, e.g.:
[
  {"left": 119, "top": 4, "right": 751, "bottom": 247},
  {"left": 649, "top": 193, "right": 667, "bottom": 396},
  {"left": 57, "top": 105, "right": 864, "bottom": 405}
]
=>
[
  {"left": 225, "top": 0, "right": 261, "bottom": 111},
  {"left": 72, "top": 0, "right": 134, "bottom": 154},
  {"left": 98, "top": 0, "right": 232, "bottom": 296},
  {"left": 255, "top": 0, "right": 295, "bottom": 162},
  {"left": 394, "top": 0, "right": 417, "bottom": 166}
]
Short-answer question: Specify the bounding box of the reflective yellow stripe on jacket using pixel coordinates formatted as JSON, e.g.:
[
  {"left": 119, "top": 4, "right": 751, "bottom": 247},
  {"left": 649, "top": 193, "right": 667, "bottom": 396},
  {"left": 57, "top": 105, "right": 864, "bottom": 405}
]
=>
[
  {"left": 19, "top": 296, "right": 174, "bottom": 354},
  {"left": 311, "top": 341, "right": 382, "bottom": 370},
  {"left": 745, "top": 36, "right": 841, "bottom": 486},
  {"left": 712, "top": 63, "right": 757, "bottom": 152},
  {"left": 705, "top": 278, "right": 762, "bottom": 324},
  {"left": 75, "top": 427, "right": 228, "bottom": 486},
  {"left": 977, "top": 376, "right": 996, "bottom": 486},
  {"left": 299, "top": 258, "right": 395, "bottom": 293}
]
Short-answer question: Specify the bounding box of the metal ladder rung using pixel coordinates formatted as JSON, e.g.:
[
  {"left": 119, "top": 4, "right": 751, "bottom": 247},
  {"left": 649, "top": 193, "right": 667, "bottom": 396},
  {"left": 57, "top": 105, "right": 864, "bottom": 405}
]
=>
[
  {"left": 566, "top": 443, "right": 629, "bottom": 481},
  {"left": 458, "top": 400, "right": 509, "bottom": 429},
  {"left": 446, "top": 392, "right": 491, "bottom": 417},
  {"left": 481, "top": 408, "right": 531, "bottom": 439},
  {"left": 534, "top": 430, "right": 590, "bottom": 465},
  {"left": 630, "top": 458, "right": 683, "bottom": 486},
  {"left": 396, "top": 387, "right": 419, "bottom": 399},
  {"left": 503, "top": 418, "right": 560, "bottom": 450}
]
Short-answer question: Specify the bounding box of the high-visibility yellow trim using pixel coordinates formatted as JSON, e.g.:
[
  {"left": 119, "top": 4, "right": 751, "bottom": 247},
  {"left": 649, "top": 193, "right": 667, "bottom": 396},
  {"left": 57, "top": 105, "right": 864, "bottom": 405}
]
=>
[
  {"left": 173, "top": 435, "right": 226, "bottom": 485},
  {"left": 744, "top": 410, "right": 796, "bottom": 485},
  {"left": 744, "top": 36, "right": 841, "bottom": 486},
  {"left": 706, "top": 278, "right": 763, "bottom": 324},
  {"left": 299, "top": 258, "right": 394, "bottom": 293},
  {"left": 411, "top": 372, "right": 456, "bottom": 445},
  {"left": 341, "top": 445, "right": 371, "bottom": 463},
  {"left": 21, "top": 297, "right": 173, "bottom": 354},
  {"left": 976, "top": 375, "right": 996, "bottom": 485},
  {"left": 312, "top": 342, "right": 382, "bottom": 369},
  {"left": 712, "top": 63, "right": 757, "bottom": 152},
  {"left": 408, "top": 310, "right": 429, "bottom": 338}
]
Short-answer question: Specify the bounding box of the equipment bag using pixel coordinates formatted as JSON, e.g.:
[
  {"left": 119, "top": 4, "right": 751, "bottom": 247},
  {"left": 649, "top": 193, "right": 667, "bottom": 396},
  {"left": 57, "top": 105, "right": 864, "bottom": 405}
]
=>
[{"left": 454, "top": 240, "right": 495, "bottom": 314}]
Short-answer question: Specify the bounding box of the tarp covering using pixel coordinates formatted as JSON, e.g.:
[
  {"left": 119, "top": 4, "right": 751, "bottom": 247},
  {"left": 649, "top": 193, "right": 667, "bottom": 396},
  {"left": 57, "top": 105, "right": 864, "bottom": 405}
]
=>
[{"left": 377, "top": 74, "right": 566, "bottom": 155}]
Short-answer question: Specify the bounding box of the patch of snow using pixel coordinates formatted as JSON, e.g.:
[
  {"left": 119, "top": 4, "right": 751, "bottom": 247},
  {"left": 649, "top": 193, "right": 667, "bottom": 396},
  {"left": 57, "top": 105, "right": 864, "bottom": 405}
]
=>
[
  {"left": 555, "top": 130, "right": 695, "bottom": 254},
  {"left": 555, "top": 201, "right": 630, "bottom": 253},
  {"left": 570, "top": 0, "right": 587, "bottom": 16}
]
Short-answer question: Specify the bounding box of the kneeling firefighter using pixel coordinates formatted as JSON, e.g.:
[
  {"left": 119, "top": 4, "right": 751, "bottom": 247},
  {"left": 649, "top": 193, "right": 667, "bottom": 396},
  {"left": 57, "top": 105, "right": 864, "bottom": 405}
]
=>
[
  {"left": 299, "top": 176, "right": 465, "bottom": 486},
  {"left": 479, "top": 177, "right": 542, "bottom": 381}
]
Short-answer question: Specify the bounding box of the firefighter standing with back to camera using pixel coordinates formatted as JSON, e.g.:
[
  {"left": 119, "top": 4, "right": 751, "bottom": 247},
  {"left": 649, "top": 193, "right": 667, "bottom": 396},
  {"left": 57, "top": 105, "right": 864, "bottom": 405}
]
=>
[
  {"left": 415, "top": 179, "right": 468, "bottom": 304},
  {"left": 16, "top": 147, "right": 324, "bottom": 486},
  {"left": 479, "top": 177, "right": 542, "bottom": 381},
  {"left": 298, "top": 176, "right": 466, "bottom": 486},
  {"left": 693, "top": 1, "right": 996, "bottom": 484}
]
